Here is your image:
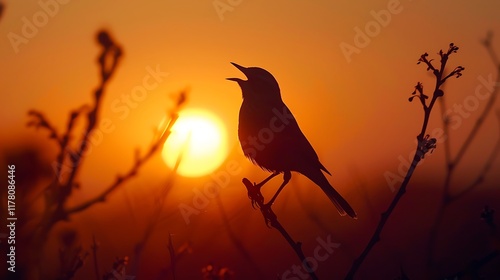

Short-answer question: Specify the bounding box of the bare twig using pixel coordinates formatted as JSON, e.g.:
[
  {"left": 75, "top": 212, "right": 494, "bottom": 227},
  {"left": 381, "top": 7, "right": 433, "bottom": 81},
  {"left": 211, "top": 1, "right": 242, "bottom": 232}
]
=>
[
  {"left": 452, "top": 125, "right": 500, "bottom": 200},
  {"left": 55, "top": 107, "right": 86, "bottom": 181},
  {"left": 66, "top": 112, "right": 179, "bottom": 215},
  {"left": 66, "top": 90, "right": 186, "bottom": 215},
  {"left": 27, "top": 110, "right": 63, "bottom": 145},
  {"left": 63, "top": 31, "right": 123, "bottom": 195},
  {"left": 427, "top": 33, "right": 500, "bottom": 267},
  {"left": 345, "top": 44, "right": 464, "bottom": 280},
  {"left": 25, "top": 30, "right": 124, "bottom": 280},
  {"left": 450, "top": 51, "right": 498, "bottom": 168},
  {"left": 28, "top": 31, "right": 124, "bottom": 239},
  {"left": 167, "top": 233, "right": 176, "bottom": 280}
]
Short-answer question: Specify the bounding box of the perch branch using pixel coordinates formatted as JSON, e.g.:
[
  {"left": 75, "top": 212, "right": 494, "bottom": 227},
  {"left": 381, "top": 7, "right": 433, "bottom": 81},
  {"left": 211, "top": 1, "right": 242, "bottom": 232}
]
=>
[{"left": 243, "top": 178, "right": 319, "bottom": 280}]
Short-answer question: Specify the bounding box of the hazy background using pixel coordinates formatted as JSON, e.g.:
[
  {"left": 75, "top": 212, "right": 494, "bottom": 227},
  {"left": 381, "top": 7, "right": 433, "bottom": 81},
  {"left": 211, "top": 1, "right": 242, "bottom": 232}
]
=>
[{"left": 1, "top": 0, "right": 499, "bottom": 279}]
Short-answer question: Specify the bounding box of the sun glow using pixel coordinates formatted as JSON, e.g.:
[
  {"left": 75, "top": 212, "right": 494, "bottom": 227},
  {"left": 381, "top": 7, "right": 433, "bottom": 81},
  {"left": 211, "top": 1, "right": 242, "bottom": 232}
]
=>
[{"left": 161, "top": 108, "right": 228, "bottom": 177}]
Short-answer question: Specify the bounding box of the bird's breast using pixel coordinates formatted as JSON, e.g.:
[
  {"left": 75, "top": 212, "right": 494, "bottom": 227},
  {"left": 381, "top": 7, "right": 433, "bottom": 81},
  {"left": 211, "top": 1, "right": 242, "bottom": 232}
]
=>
[
  {"left": 237, "top": 100, "right": 292, "bottom": 172},
  {"left": 238, "top": 101, "right": 276, "bottom": 141}
]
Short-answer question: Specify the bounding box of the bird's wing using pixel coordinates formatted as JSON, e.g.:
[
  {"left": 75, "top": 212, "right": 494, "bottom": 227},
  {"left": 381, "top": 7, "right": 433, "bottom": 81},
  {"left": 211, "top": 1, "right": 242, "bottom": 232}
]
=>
[{"left": 264, "top": 103, "right": 330, "bottom": 175}]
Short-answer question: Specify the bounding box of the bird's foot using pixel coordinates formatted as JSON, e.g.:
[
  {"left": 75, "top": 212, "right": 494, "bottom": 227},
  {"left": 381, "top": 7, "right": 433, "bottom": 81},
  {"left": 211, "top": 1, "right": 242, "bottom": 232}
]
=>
[
  {"left": 262, "top": 202, "right": 273, "bottom": 209},
  {"left": 242, "top": 178, "right": 264, "bottom": 209},
  {"left": 243, "top": 178, "right": 277, "bottom": 227}
]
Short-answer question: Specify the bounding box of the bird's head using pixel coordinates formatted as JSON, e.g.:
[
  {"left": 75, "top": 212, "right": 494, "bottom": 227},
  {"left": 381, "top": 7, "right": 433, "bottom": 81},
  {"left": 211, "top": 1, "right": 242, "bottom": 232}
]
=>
[{"left": 227, "top": 62, "right": 281, "bottom": 101}]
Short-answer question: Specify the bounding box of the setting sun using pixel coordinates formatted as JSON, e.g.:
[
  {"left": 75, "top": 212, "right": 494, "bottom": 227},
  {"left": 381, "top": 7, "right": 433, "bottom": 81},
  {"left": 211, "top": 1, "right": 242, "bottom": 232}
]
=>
[{"left": 161, "top": 108, "right": 228, "bottom": 177}]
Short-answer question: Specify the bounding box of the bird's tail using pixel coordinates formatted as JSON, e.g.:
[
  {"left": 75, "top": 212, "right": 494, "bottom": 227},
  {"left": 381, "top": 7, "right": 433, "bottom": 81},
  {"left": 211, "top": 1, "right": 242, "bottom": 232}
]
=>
[{"left": 305, "top": 169, "right": 357, "bottom": 219}]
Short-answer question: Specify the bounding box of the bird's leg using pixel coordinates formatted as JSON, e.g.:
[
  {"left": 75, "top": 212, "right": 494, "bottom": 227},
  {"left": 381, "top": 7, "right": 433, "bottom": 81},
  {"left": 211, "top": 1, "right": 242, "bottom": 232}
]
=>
[
  {"left": 245, "top": 172, "right": 279, "bottom": 209},
  {"left": 265, "top": 171, "right": 291, "bottom": 207},
  {"left": 255, "top": 172, "right": 279, "bottom": 188}
]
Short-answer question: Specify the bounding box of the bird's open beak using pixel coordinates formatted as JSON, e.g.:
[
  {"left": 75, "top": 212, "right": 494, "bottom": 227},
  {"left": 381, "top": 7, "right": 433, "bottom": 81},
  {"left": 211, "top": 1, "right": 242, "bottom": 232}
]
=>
[
  {"left": 226, "top": 62, "right": 247, "bottom": 82},
  {"left": 230, "top": 62, "right": 247, "bottom": 73}
]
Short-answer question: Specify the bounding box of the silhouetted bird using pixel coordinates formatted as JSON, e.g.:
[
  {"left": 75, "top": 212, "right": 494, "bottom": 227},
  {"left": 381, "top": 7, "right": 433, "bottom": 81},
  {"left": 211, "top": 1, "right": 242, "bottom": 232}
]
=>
[{"left": 227, "top": 62, "right": 357, "bottom": 218}]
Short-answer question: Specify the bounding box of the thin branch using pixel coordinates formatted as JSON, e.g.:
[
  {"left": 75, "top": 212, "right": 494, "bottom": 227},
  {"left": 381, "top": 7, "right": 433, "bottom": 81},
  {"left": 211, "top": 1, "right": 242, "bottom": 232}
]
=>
[
  {"left": 91, "top": 235, "right": 101, "bottom": 280},
  {"left": 55, "top": 107, "right": 86, "bottom": 182},
  {"left": 131, "top": 132, "right": 184, "bottom": 277},
  {"left": 167, "top": 233, "right": 176, "bottom": 280},
  {"left": 27, "top": 31, "right": 125, "bottom": 280},
  {"left": 483, "top": 31, "right": 499, "bottom": 66},
  {"left": 27, "top": 110, "right": 63, "bottom": 145},
  {"left": 451, "top": 68, "right": 498, "bottom": 167},
  {"left": 451, "top": 129, "right": 500, "bottom": 201},
  {"left": 27, "top": 30, "right": 186, "bottom": 280},
  {"left": 345, "top": 43, "right": 463, "bottom": 280},
  {"left": 63, "top": 31, "right": 123, "bottom": 193},
  {"left": 65, "top": 112, "right": 180, "bottom": 215},
  {"left": 29, "top": 31, "right": 124, "bottom": 230},
  {"left": 345, "top": 153, "right": 421, "bottom": 280},
  {"left": 439, "top": 92, "right": 453, "bottom": 171}
]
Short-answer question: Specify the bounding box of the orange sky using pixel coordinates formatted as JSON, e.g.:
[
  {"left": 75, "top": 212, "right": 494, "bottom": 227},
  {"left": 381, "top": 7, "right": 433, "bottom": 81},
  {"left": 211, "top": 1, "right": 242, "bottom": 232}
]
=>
[
  {"left": 0, "top": 1, "right": 500, "bottom": 203},
  {"left": 2, "top": 0, "right": 499, "bottom": 186},
  {"left": 0, "top": 1, "right": 500, "bottom": 190},
  {"left": 0, "top": 1, "right": 500, "bottom": 162},
  {"left": 1, "top": 1, "right": 500, "bottom": 278}
]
